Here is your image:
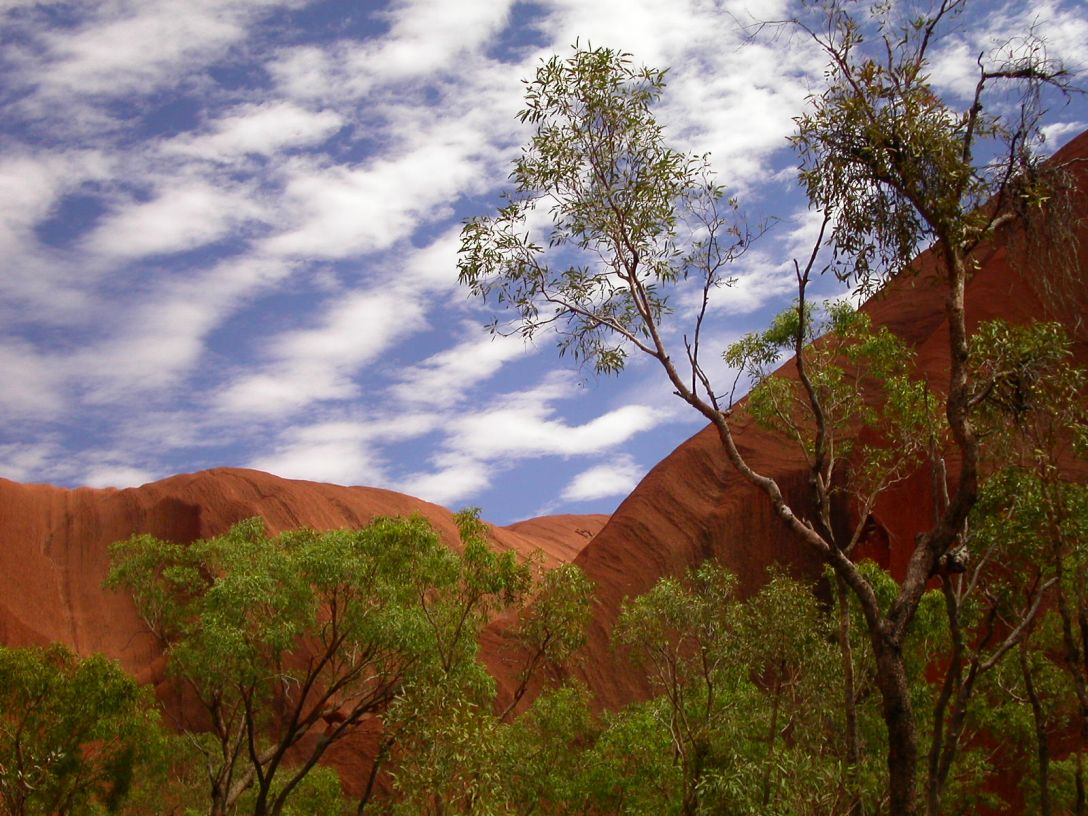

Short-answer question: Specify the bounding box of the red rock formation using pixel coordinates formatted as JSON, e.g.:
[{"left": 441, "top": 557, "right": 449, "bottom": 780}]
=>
[{"left": 0, "top": 466, "right": 606, "bottom": 678}]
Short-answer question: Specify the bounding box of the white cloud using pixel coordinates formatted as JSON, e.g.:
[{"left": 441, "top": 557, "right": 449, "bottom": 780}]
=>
[
  {"left": 396, "top": 372, "right": 669, "bottom": 507},
  {"left": 81, "top": 463, "right": 155, "bottom": 489},
  {"left": 363, "top": 0, "right": 514, "bottom": 83},
  {"left": 27, "top": 0, "right": 302, "bottom": 101},
  {"left": 165, "top": 102, "right": 343, "bottom": 162},
  {"left": 1041, "top": 120, "right": 1086, "bottom": 151},
  {"left": 690, "top": 205, "right": 830, "bottom": 317},
  {"left": 0, "top": 439, "right": 155, "bottom": 490},
  {"left": 0, "top": 154, "right": 80, "bottom": 256},
  {"left": 252, "top": 9, "right": 536, "bottom": 266},
  {"left": 560, "top": 454, "right": 644, "bottom": 502},
  {"left": 389, "top": 326, "right": 531, "bottom": 405},
  {"left": 398, "top": 453, "right": 493, "bottom": 507},
  {"left": 1, "top": 1, "right": 59, "bottom": 11},
  {"left": 268, "top": 0, "right": 515, "bottom": 101},
  {"left": 84, "top": 183, "right": 263, "bottom": 259},
  {"left": 75, "top": 255, "right": 293, "bottom": 403},
  {"left": 399, "top": 227, "right": 467, "bottom": 293},
  {"left": 217, "top": 288, "right": 427, "bottom": 416},
  {"left": 267, "top": 45, "right": 336, "bottom": 103},
  {"left": 0, "top": 253, "right": 293, "bottom": 423},
  {"left": 0, "top": 151, "right": 114, "bottom": 320},
  {"left": 541, "top": 0, "right": 700, "bottom": 68},
  {"left": 460, "top": 403, "right": 661, "bottom": 458},
  {"left": 259, "top": 131, "right": 491, "bottom": 259},
  {"left": 0, "top": 440, "right": 64, "bottom": 483},
  {"left": 0, "top": 339, "right": 65, "bottom": 417},
  {"left": 927, "top": 36, "right": 981, "bottom": 100},
  {"left": 250, "top": 416, "right": 432, "bottom": 486},
  {"left": 697, "top": 248, "right": 794, "bottom": 316},
  {"left": 445, "top": 375, "right": 665, "bottom": 460}
]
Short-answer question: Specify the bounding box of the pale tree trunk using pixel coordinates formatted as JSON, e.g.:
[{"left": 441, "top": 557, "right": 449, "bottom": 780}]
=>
[
  {"left": 836, "top": 574, "right": 866, "bottom": 816},
  {"left": 1020, "top": 642, "right": 1052, "bottom": 816}
]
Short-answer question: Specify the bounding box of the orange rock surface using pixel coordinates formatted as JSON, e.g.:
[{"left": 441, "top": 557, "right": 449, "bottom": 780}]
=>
[{"left": 0, "top": 466, "right": 607, "bottom": 679}]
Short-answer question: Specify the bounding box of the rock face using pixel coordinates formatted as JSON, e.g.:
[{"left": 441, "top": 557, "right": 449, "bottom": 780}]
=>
[
  {"left": 567, "top": 129, "right": 1088, "bottom": 709},
  {"left": 0, "top": 467, "right": 607, "bottom": 679}
]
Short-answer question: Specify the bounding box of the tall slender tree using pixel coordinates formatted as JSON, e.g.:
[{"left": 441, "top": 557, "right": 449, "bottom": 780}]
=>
[{"left": 458, "top": 5, "right": 1076, "bottom": 810}]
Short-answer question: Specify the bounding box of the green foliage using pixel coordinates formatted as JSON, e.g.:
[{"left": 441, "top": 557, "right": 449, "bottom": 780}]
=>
[
  {"left": 0, "top": 645, "right": 163, "bottom": 816},
  {"left": 420, "top": 509, "right": 532, "bottom": 685},
  {"left": 116, "top": 732, "right": 209, "bottom": 816},
  {"left": 967, "top": 320, "right": 1088, "bottom": 655},
  {"left": 459, "top": 44, "right": 745, "bottom": 375},
  {"left": 609, "top": 563, "right": 870, "bottom": 814},
  {"left": 612, "top": 562, "right": 742, "bottom": 813},
  {"left": 387, "top": 683, "right": 509, "bottom": 816},
  {"left": 969, "top": 320, "right": 1088, "bottom": 461},
  {"left": 615, "top": 561, "right": 739, "bottom": 690},
  {"left": 107, "top": 514, "right": 522, "bottom": 815},
  {"left": 583, "top": 701, "right": 683, "bottom": 815},
  {"left": 504, "top": 562, "right": 594, "bottom": 712},
  {"left": 847, "top": 561, "right": 946, "bottom": 694},
  {"left": 497, "top": 685, "right": 598, "bottom": 813},
  {"left": 978, "top": 627, "right": 1073, "bottom": 812},
  {"left": 235, "top": 766, "right": 349, "bottom": 816},
  {"left": 727, "top": 300, "right": 941, "bottom": 522},
  {"left": 381, "top": 557, "right": 593, "bottom": 814},
  {"left": 107, "top": 513, "right": 449, "bottom": 711},
  {"left": 791, "top": 0, "right": 1069, "bottom": 293}
]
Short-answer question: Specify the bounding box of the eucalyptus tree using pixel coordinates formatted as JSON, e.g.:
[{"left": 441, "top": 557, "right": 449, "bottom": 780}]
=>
[
  {"left": 0, "top": 645, "right": 163, "bottom": 816},
  {"left": 108, "top": 516, "right": 442, "bottom": 816},
  {"left": 965, "top": 321, "right": 1088, "bottom": 812},
  {"left": 613, "top": 564, "right": 741, "bottom": 815},
  {"left": 609, "top": 564, "right": 864, "bottom": 815},
  {"left": 458, "top": 3, "right": 1075, "bottom": 811},
  {"left": 377, "top": 516, "right": 593, "bottom": 816},
  {"left": 108, "top": 511, "right": 553, "bottom": 816}
]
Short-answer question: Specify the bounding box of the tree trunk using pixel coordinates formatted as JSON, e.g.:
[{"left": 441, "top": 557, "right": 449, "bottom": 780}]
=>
[
  {"left": 1020, "top": 643, "right": 1051, "bottom": 816},
  {"left": 875, "top": 637, "right": 918, "bottom": 816},
  {"left": 837, "top": 574, "right": 866, "bottom": 816},
  {"left": 357, "top": 737, "right": 392, "bottom": 815},
  {"left": 762, "top": 675, "right": 784, "bottom": 809},
  {"left": 926, "top": 578, "right": 963, "bottom": 816}
]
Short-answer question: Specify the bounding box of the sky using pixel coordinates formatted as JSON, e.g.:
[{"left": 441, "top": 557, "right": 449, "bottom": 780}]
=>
[{"left": 1, "top": 0, "right": 1086, "bottom": 524}]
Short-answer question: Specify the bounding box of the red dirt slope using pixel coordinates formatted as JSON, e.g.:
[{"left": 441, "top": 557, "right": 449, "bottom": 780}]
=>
[{"left": 0, "top": 466, "right": 606, "bottom": 677}]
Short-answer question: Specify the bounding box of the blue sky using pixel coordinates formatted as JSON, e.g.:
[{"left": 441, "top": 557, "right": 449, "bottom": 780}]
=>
[{"left": 2, "top": 0, "right": 1086, "bottom": 524}]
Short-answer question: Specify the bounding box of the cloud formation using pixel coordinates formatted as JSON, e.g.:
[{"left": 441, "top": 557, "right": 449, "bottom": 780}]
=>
[
  {"left": 561, "top": 455, "right": 645, "bottom": 502},
  {"left": 1, "top": 0, "right": 1085, "bottom": 522}
]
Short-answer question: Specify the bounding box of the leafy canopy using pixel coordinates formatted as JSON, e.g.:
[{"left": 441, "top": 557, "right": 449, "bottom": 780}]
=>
[
  {"left": 0, "top": 644, "right": 162, "bottom": 816},
  {"left": 459, "top": 44, "right": 748, "bottom": 376}
]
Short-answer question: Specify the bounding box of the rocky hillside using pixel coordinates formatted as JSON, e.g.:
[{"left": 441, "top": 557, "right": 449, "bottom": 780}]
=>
[{"left": 0, "top": 466, "right": 606, "bottom": 680}]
